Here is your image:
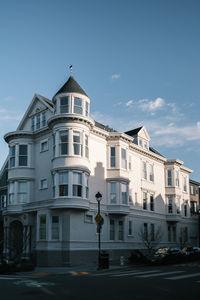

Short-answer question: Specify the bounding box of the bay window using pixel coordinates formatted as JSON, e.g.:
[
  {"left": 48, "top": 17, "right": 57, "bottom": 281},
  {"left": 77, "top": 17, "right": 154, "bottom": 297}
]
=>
[
  {"left": 110, "top": 219, "right": 115, "bottom": 240},
  {"left": 51, "top": 216, "right": 59, "bottom": 240},
  {"left": 18, "top": 181, "right": 27, "bottom": 203},
  {"left": 175, "top": 170, "right": 179, "bottom": 187},
  {"left": 110, "top": 147, "right": 116, "bottom": 167},
  {"left": 121, "top": 183, "right": 128, "bottom": 204},
  {"left": 60, "top": 131, "right": 69, "bottom": 155},
  {"left": 73, "top": 172, "right": 82, "bottom": 197},
  {"left": 73, "top": 131, "right": 82, "bottom": 155},
  {"left": 74, "top": 97, "right": 83, "bottom": 115},
  {"left": 121, "top": 148, "right": 127, "bottom": 169},
  {"left": 9, "top": 182, "right": 14, "bottom": 205},
  {"left": 168, "top": 196, "right": 173, "bottom": 213},
  {"left": 85, "top": 102, "right": 89, "bottom": 116},
  {"left": 110, "top": 182, "right": 116, "bottom": 203},
  {"left": 150, "top": 195, "right": 154, "bottom": 211},
  {"left": 85, "top": 174, "right": 89, "bottom": 199},
  {"left": 85, "top": 134, "right": 89, "bottom": 158},
  {"left": 60, "top": 96, "right": 69, "bottom": 113},
  {"left": 118, "top": 220, "right": 124, "bottom": 240},
  {"left": 167, "top": 169, "right": 172, "bottom": 186},
  {"left": 39, "top": 215, "right": 46, "bottom": 240},
  {"left": 19, "top": 145, "right": 28, "bottom": 166},
  {"left": 143, "top": 192, "right": 147, "bottom": 210},
  {"left": 9, "top": 145, "right": 15, "bottom": 168},
  {"left": 59, "top": 172, "right": 68, "bottom": 196}
]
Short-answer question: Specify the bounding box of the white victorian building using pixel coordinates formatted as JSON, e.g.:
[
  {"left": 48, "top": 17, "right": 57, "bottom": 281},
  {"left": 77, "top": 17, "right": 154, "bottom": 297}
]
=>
[{"left": 0, "top": 73, "right": 198, "bottom": 266}]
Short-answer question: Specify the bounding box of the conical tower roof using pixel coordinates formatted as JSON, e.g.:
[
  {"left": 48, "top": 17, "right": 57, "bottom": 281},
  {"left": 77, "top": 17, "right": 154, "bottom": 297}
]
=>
[{"left": 53, "top": 76, "right": 88, "bottom": 99}]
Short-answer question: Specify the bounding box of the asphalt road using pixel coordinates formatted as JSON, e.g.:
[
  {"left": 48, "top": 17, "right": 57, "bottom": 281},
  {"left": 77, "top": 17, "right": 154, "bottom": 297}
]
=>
[{"left": 1, "top": 263, "right": 200, "bottom": 300}]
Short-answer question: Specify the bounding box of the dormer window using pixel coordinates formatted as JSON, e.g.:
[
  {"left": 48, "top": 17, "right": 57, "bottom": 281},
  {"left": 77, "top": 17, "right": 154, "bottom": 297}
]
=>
[
  {"left": 60, "top": 96, "right": 69, "bottom": 113},
  {"left": 74, "top": 97, "right": 83, "bottom": 115},
  {"left": 36, "top": 114, "right": 40, "bottom": 130}
]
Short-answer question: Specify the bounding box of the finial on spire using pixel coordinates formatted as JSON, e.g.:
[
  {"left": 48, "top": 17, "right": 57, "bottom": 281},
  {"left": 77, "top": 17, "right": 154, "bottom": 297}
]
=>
[{"left": 70, "top": 65, "right": 73, "bottom": 76}]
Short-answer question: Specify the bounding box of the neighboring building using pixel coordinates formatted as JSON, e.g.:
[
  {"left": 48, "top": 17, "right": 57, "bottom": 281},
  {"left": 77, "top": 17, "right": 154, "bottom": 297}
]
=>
[
  {"left": 0, "top": 160, "right": 8, "bottom": 256},
  {"left": 0, "top": 73, "right": 199, "bottom": 266},
  {"left": 189, "top": 179, "right": 200, "bottom": 215},
  {"left": 189, "top": 179, "right": 200, "bottom": 246}
]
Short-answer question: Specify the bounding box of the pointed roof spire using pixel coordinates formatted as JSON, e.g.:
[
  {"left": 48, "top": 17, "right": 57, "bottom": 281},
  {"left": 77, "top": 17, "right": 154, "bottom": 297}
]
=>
[
  {"left": 70, "top": 65, "right": 73, "bottom": 76},
  {"left": 53, "top": 67, "right": 88, "bottom": 99}
]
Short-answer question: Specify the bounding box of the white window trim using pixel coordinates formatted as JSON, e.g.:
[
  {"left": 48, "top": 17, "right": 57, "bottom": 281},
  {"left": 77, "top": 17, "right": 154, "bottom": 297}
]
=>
[
  {"left": 128, "top": 219, "right": 133, "bottom": 236},
  {"left": 40, "top": 178, "right": 48, "bottom": 190},
  {"left": 40, "top": 139, "right": 49, "bottom": 152},
  {"left": 84, "top": 213, "right": 94, "bottom": 224}
]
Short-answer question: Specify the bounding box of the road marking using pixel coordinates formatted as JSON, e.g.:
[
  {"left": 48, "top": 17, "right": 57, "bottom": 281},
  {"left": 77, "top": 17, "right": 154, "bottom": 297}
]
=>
[
  {"left": 112, "top": 270, "right": 161, "bottom": 277},
  {"left": 0, "top": 276, "right": 19, "bottom": 280},
  {"left": 166, "top": 272, "right": 200, "bottom": 280},
  {"left": 92, "top": 269, "right": 140, "bottom": 276},
  {"left": 137, "top": 271, "right": 184, "bottom": 278},
  {"left": 13, "top": 279, "right": 55, "bottom": 288},
  {"left": 0, "top": 275, "right": 28, "bottom": 280},
  {"left": 71, "top": 271, "right": 90, "bottom": 276}
]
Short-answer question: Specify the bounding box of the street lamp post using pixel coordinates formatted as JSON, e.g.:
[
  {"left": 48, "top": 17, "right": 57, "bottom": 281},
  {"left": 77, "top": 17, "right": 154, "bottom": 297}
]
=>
[{"left": 95, "top": 192, "right": 102, "bottom": 269}]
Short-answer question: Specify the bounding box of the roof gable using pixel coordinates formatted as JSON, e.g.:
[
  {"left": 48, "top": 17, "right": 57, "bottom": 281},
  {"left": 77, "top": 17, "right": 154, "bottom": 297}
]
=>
[
  {"left": 125, "top": 126, "right": 150, "bottom": 141},
  {"left": 17, "top": 94, "right": 54, "bottom": 131}
]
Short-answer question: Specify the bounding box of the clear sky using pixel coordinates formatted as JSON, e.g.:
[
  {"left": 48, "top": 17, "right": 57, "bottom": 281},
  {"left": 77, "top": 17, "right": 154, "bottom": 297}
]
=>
[{"left": 0, "top": 0, "right": 200, "bottom": 181}]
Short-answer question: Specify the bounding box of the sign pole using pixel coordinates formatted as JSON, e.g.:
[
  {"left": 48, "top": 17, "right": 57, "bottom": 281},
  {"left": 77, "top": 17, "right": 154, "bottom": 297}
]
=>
[
  {"left": 98, "top": 200, "right": 101, "bottom": 269},
  {"left": 95, "top": 192, "right": 103, "bottom": 270}
]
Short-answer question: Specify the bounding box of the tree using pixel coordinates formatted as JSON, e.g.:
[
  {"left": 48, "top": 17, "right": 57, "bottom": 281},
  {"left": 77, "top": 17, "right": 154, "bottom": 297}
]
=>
[{"left": 138, "top": 224, "right": 162, "bottom": 255}]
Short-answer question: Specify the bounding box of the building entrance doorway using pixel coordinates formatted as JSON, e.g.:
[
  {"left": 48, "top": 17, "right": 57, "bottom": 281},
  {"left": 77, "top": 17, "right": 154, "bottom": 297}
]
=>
[{"left": 9, "top": 221, "right": 23, "bottom": 259}]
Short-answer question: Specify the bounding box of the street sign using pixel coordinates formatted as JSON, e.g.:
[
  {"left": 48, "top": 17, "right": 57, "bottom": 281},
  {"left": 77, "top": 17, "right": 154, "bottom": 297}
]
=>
[{"left": 95, "top": 213, "right": 104, "bottom": 224}]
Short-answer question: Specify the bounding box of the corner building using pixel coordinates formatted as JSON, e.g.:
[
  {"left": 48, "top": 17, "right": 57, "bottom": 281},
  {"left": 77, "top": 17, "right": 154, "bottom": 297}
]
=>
[{"left": 0, "top": 74, "right": 198, "bottom": 266}]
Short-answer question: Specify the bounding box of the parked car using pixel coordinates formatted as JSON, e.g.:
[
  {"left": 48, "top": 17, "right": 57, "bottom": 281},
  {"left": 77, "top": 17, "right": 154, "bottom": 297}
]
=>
[
  {"left": 182, "top": 246, "right": 200, "bottom": 261},
  {"left": 151, "top": 247, "right": 184, "bottom": 265},
  {"left": 0, "top": 256, "right": 34, "bottom": 274}
]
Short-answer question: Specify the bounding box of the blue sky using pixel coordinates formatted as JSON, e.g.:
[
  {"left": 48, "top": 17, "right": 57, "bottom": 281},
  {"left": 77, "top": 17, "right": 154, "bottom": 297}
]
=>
[{"left": 0, "top": 0, "right": 200, "bottom": 181}]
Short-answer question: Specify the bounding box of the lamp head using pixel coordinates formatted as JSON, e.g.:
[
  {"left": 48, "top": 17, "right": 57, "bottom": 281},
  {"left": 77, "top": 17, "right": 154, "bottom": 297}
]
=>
[{"left": 95, "top": 192, "right": 102, "bottom": 202}]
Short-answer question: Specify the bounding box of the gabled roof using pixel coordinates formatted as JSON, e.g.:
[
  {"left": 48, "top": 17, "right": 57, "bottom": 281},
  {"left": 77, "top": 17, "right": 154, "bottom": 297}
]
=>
[
  {"left": 38, "top": 94, "right": 53, "bottom": 107},
  {"left": 53, "top": 76, "right": 88, "bottom": 99},
  {"left": 125, "top": 127, "right": 143, "bottom": 136},
  {"left": 17, "top": 94, "right": 54, "bottom": 130}
]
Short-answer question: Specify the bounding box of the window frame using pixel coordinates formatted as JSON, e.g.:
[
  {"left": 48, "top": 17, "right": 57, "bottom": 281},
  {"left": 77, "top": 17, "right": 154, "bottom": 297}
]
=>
[
  {"left": 74, "top": 97, "right": 83, "bottom": 115},
  {"left": 72, "top": 172, "right": 82, "bottom": 197},
  {"left": 40, "top": 178, "right": 48, "bottom": 190},
  {"left": 9, "top": 145, "right": 15, "bottom": 168},
  {"left": 18, "top": 144, "right": 28, "bottom": 167},
  {"left": 60, "top": 96, "right": 69, "bottom": 114},
  {"left": 110, "top": 146, "right": 116, "bottom": 168},
  {"left": 18, "top": 181, "right": 28, "bottom": 203},
  {"left": 51, "top": 215, "right": 60, "bottom": 240},
  {"left": 59, "top": 130, "right": 69, "bottom": 155},
  {"left": 40, "top": 139, "right": 48, "bottom": 152},
  {"left": 59, "top": 171, "right": 69, "bottom": 197},
  {"left": 39, "top": 215, "right": 47, "bottom": 240}
]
